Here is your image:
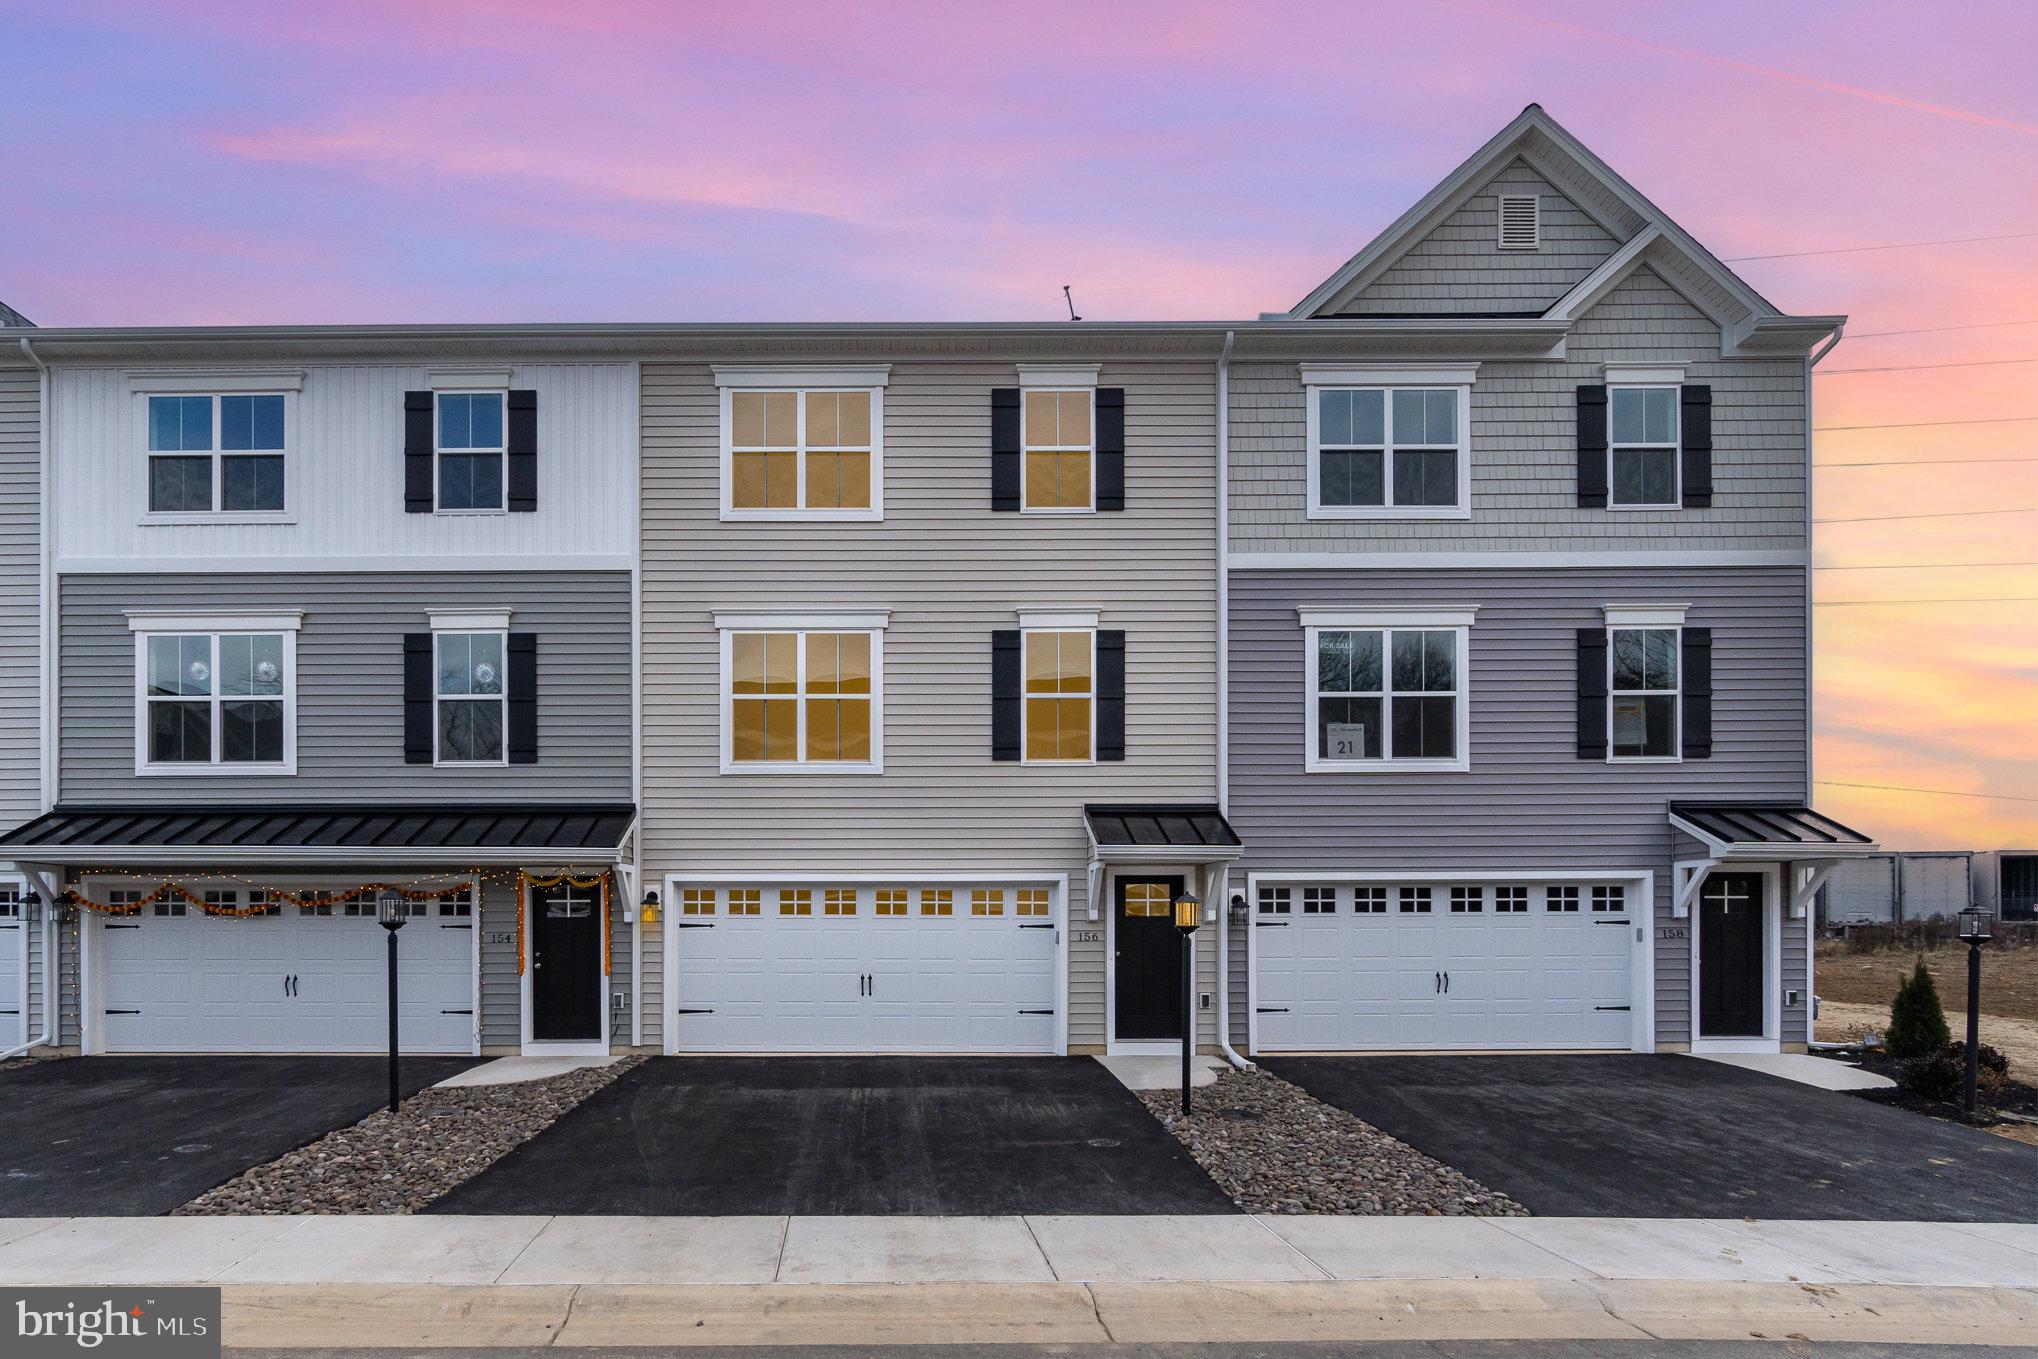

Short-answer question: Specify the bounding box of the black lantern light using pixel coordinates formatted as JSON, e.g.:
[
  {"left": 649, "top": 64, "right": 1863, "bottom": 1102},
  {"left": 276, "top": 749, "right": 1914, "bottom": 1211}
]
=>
[
  {"left": 377, "top": 889, "right": 407, "bottom": 1114},
  {"left": 1173, "top": 889, "right": 1201, "bottom": 1117}
]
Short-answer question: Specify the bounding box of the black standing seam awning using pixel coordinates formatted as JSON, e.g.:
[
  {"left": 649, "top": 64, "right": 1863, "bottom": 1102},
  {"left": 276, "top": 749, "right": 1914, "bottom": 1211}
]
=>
[
  {"left": 0, "top": 803, "right": 636, "bottom": 865},
  {"left": 1084, "top": 803, "right": 1242, "bottom": 857},
  {"left": 1669, "top": 802, "right": 1878, "bottom": 856}
]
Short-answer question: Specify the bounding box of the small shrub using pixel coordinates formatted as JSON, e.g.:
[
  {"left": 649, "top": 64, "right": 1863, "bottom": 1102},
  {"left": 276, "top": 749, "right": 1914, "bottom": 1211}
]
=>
[
  {"left": 1884, "top": 960, "right": 1952, "bottom": 1058},
  {"left": 1898, "top": 1042, "right": 2010, "bottom": 1102}
]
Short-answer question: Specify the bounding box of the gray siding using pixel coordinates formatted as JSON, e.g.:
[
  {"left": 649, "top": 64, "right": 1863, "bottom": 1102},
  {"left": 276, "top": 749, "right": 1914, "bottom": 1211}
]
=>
[
  {"left": 1335, "top": 160, "right": 1619, "bottom": 316},
  {"left": 0, "top": 368, "right": 39, "bottom": 831},
  {"left": 640, "top": 359, "right": 1222, "bottom": 1052},
  {"left": 1234, "top": 269, "right": 1809, "bottom": 554},
  {"left": 1228, "top": 566, "right": 1810, "bottom": 1049},
  {"left": 59, "top": 572, "right": 631, "bottom": 803}
]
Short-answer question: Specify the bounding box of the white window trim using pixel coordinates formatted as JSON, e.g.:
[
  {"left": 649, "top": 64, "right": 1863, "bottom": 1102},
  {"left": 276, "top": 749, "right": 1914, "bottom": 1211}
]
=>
[
  {"left": 717, "top": 382, "right": 886, "bottom": 523},
  {"left": 1020, "top": 387, "right": 1097, "bottom": 516},
  {"left": 137, "top": 389, "right": 295, "bottom": 522},
  {"left": 130, "top": 620, "right": 299, "bottom": 776},
  {"left": 432, "top": 629, "right": 510, "bottom": 768},
  {"left": 1019, "top": 625, "right": 1098, "bottom": 767},
  {"left": 434, "top": 386, "right": 510, "bottom": 517},
  {"left": 428, "top": 608, "right": 514, "bottom": 633},
  {"left": 1607, "top": 384, "right": 1682, "bottom": 511},
  {"left": 1604, "top": 365, "right": 1686, "bottom": 386},
  {"left": 1602, "top": 603, "right": 1689, "bottom": 629},
  {"left": 1607, "top": 623, "right": 1683, "bottom": 765},
  {"left": 1016, "top": 608, "right": 1100, "bottom": 631},
  {"left": 1303, "top": 375, "right": 1474, "bottom": 521},
  {"left": 426, "top": 367, "right": 515, "bottom": 391},
  {"left": 1016, "top": 363, "right": 1101, "bottom": 390},
  {"left": 1301, "top": 611, "right": 1473, "bottom": 774},
  {"left": 716, "top": 616, "right": 886, "bottom": 775}
]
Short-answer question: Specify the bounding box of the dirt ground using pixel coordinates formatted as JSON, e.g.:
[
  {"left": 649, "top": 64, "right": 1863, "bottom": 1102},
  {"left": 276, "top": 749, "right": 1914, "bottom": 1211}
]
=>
[{"left": 1813, "top": 939, "right": 2038, "bottom": 1022}]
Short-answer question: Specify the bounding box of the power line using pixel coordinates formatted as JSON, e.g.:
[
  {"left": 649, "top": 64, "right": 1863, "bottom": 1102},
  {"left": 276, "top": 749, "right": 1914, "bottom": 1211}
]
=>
[
  {"left": 1817, "top": 356, "right": 2038, "bottom": 375},
  {"left": 1816, "top": 456, "right": 2038, "bottom": 468},
  {"left": 1814, "top": 416, "right": 2038, "bottom": 432},
  {"left": 1815, "top": 596, "right": 2038, "bottom": 605},
  {"left": 1723, "top": 231, "right": 2038, "bottom": 262},
  {"left": 1843, "top": 318, "right": 2038, "bottom": 340},
  {"left": 1815, "top": 779, "right": 2038, "bottom": 805},
  {"left": 1814, "top": 506, "right": 2038, "bottom": 524}
]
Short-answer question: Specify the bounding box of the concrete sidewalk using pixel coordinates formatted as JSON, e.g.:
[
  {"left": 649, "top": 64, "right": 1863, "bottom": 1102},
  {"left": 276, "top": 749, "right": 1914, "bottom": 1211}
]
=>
[{"left": 0, "top": 1214, "right": 2029, "bottom": 1288}]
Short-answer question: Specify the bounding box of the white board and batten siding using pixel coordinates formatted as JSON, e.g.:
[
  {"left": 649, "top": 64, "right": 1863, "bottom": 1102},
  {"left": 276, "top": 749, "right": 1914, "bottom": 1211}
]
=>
[
  {"left": 50, "top": 362, "right": 637, "bottom": 570},
  {"left": 639, "top": 359, "right": 1222, "bottom": 1054}
]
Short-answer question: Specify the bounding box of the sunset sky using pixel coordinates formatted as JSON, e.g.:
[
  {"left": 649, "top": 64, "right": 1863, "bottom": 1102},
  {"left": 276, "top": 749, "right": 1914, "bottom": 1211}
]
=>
[{"left": 4, "top": 1, "right": 2033, "bottom": 849}]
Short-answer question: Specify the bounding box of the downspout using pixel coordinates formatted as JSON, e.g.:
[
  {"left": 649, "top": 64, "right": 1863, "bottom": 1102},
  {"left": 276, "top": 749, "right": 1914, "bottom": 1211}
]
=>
[
  {"left": 1802, "top": 323, "right": 1839, "bottom": 1028},
  {"left": 2, "top": 866, "right": 62, "bottom": 1061},
  {"left": 1212, "top": 330, "right": 1250, "bottom": 1072}
]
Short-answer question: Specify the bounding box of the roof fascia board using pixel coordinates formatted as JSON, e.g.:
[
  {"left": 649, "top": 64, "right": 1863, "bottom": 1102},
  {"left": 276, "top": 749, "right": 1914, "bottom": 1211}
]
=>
[{"left": 1545, "top": 227, "right": 1663, "bottom": 322}]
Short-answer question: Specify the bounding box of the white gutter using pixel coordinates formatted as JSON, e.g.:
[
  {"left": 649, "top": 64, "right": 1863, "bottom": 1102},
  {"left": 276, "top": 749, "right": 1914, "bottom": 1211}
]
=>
[
  {"left": 1212, "top": 330, "right": 1251, "bottom": 1073},
  {"left": 1, "top": 866, "right": 62, "bottom": 1060},
  {"left": 1804, "top": 323, "right": 1840, "bottom": 1016}
]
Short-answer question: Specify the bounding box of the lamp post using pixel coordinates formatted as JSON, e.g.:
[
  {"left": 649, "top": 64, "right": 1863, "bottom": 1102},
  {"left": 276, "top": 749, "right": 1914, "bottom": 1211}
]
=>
[
  {"left": 1957, "top": 906, "right": 1991, "bottom": 1117},
  {"left": 1173, "top": 889, "right": 1202, "bottom": 1117},
  {"left": 376, "top": 890, "right": 408, "bottom": 1114}
]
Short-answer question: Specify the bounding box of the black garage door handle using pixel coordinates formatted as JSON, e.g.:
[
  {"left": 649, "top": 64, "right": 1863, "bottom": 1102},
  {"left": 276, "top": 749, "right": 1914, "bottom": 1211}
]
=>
[{"left": 1256, "top": 1006, "right": 1289, "bottom": 1014}]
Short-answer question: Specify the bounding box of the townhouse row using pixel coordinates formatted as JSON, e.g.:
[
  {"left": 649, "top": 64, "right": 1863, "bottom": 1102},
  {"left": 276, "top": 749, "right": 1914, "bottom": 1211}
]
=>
[{"left": 0, "top": 106, "right": 1875, "bottom": 1067}]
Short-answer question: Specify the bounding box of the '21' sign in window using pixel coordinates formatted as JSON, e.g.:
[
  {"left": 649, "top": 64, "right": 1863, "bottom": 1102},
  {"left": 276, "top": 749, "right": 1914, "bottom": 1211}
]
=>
[{"left": 1327, "top": 723, "right": 1367, "bottom": 758}]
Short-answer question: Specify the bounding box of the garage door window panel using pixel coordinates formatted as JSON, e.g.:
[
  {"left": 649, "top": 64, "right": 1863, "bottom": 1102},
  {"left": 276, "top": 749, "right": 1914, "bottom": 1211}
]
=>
[
  {"left": 139, "top": 629, "right": 292, "bottom": 772},
  {"left": 1308, "top": 622, "right": 1466, "bottom": 771}
]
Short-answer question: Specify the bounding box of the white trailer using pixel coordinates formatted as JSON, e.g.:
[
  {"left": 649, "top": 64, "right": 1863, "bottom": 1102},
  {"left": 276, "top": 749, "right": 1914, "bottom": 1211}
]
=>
[
  {"left": 1818, "top": 851, "right": 1973, "bottom": 925},
  {"left": 1973, "top": 851, "right": 2038, "bottom": 923}
]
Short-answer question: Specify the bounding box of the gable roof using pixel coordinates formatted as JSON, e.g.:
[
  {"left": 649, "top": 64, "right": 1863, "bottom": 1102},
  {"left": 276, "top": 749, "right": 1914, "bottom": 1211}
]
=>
[{"left": 1289, "top": 105, "right": 1840, "bottom": 354}]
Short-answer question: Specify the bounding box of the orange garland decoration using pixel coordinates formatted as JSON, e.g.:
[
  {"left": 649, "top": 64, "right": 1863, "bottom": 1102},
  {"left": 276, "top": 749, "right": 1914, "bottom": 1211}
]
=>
[{"left": 515, "top": 870, "right": 614, "bottom": 975}]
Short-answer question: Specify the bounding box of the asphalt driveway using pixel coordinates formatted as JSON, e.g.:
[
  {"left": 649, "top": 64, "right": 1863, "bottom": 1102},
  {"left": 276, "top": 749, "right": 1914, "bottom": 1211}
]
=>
[
  {"left": 1264, "top": 1054, "right": 2038, "bottom": 1221},
  {"left": 430, "top": 1056, "right": 1237, "bottom": 1215},
  {"left": 0, "top": 1055, "right": 480, "bottom": 1216}
]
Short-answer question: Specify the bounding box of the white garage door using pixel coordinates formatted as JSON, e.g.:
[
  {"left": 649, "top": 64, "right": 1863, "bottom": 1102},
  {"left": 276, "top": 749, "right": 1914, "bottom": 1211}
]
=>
[
  {"left": 97, "top": 887, "right": 477, "bottom": 1054},
  {"left": 671, "top": 881, "right": 1060, "bottom": 1053},
  {"left": 0, "top": 884, "right": 24, "bottom": 1049},
  {"left": 1254, "top": 880, "right": 1638, "bottom": 1052}
]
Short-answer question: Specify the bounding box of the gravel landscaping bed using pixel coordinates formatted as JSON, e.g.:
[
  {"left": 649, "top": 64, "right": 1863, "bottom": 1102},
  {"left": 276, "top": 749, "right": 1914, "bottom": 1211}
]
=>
[
  {"left": 177, "top": 1055, "right": 645, "bottom": 1215},
  {"left": 1139, "top": 1067, "right": 1525, "bottom": 1216}
]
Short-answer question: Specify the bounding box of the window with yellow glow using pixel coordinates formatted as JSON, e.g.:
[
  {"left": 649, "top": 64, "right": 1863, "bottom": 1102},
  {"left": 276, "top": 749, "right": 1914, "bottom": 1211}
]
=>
[
  {"left": 778, "top": 887, "right": 813, "bottom": 916},
  {"left": 730, "top": 630, "right": 875, "bottom": 766},
  {"left": 1023, "top": 630, "right": 1093, "bottom": 761},
  {"left": 728, "top": 888, "right": 762, "bottom": 916},
  {"left": 1122, "top": 881, "right": 1173, "bottom": 918},
  {"left": 679, "top": 887, "right": 716, "bottom": 916},
  {"left": 875, "top": 888, "right": 909, "bottom": 917},
  {"left": 1022, "top": 389, "right": 1093, "bottom": 510},
  {"left": 729, "top": 389, "right": 874, "bottom": 512},
  {"left": 1016, "top": 887, "right": 1051, "bottom": 918},
  {"left": 823, "top": 887, "right": 857, "bottom": 916},
  {"left": 919, "top": 888, "right": 954, "bottom": 917},
  {"left": 970, "top": 888, "right": 1004, "bottom": 917}
]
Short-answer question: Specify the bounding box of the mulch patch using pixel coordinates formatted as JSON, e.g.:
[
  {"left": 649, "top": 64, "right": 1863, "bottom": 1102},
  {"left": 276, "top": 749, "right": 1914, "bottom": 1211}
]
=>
[{"left": 1826, "top": 1048, "right": 2038, "bottom": 1130}]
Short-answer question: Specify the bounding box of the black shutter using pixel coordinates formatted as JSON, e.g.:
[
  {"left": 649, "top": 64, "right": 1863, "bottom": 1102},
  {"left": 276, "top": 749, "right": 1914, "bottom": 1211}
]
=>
[
  {"left": 1095, "top": 388, "right": 1125, "bottom": 512},
  {"left": 1575, "top": 628, "right": 1608, "bottom": 759},
  {"left": 1097, "top": 629, "right": 1126, "bottom": 760},
  {"left": 507, "top": 634, "right": 538, "bottom": 765},
  {"left": 990, "top": 389, "right": 1022, "bottom": 512},
  {"left": 1576, "top": 384, "right": 1608, "bottom": 508},
  {"left": 403, "top": 633, "right": 433, "bottom": 763},
  {"left": 1682, "top": 627, "right": 1713, "bottom": 759},
  {"left": 403, "top": 391, "right": 434, "bottom": 513},
  {"left": 506, "top": 388, "right": 538, "bottom": 512},
  {"left": 991, "top": 630, "right": 1021, "bottom": 760},
  {"left": 1680, "top": 384, "right": 1713, "bottom": 508}
]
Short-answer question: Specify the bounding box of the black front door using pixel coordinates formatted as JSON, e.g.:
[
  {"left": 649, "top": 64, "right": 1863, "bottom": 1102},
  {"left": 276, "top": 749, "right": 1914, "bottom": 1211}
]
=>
[
  {"left": 1699, "top": 872, "right": 1765, "bottom": 1038},
  {"left": 1114, "top": 875, "right": 1184, "bottom": 1041},
  {"left": 531, "top": 881, "right": 602, "bottom": 1042}
]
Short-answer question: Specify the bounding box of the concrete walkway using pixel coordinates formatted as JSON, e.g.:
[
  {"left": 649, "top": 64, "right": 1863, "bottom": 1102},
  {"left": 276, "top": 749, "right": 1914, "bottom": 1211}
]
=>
[
  {"left": 433, "top": 1055, "right": 620, "bottom": 1088},
  {"left": 0, "top": 1214, "right": 2029, "bottom": 1288},
  {"left": 1694, "top": 1051, "right": 1894, "bottom": 1091}
]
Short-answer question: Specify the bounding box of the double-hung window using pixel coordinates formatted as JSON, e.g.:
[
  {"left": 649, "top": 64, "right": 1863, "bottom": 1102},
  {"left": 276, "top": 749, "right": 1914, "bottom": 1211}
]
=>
[
  {"left": 1023, "top": 628, "right": 1094, "bottom": 762},
  {"left": 717, "top": 613, "right": 885, "bottom": 771},
  {"left": 435, "top": 631, "right": 508, "bottom": 765},
  {"left": 1610, "top": 626, "right": 1680, "bottom": 759},
  {"left": 1609, "top": 386, "right": 1679, "bottom": 507},
  {"left": 146, "top": 393, "right": 288, "bottom": 515},
  {"left": 436, "top": 391, "right": 506, "bottom": 512},
  {"left": 129, "top": 611, "right": 299, "bottom": 773},
  {"left": 1303, "top": 365, "right": 1474, "bottom": 519},
  {"left": 715, "top": 367, "right": 887, "bottom": 519},
  {"left": 1023, "top": 389, "right": 1094, "bottom": 511},
  {"left": 1301, "top": 608, "right": 1473, "bottom": 772}
]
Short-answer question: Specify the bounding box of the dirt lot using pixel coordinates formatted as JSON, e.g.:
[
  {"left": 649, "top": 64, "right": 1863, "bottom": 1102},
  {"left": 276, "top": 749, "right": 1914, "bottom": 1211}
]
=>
[{"left": 1815, "top": 940, "right": 2038, "bottom": 1077}]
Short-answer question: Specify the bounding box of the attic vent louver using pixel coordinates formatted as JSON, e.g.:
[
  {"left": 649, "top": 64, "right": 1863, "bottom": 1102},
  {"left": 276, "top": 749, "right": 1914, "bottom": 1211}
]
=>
[{"left": 1497, "top": 194, "right": 1539, "bottom": 250}]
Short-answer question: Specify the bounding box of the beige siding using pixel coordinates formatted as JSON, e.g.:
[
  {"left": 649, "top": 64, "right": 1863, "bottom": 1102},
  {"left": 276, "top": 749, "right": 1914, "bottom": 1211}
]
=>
[
  {"left": 641, "top": 358, "right": 1221, "bottom": 1051},
  {"left": 1234, "top": 269, "right": 1809, "bottom": 554}
]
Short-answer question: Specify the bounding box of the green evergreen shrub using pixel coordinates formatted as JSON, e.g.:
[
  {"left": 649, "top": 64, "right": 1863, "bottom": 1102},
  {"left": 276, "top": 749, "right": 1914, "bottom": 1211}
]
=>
[{"left": 1884, "top": 959, "right": 1952, "bottom": 1059}]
